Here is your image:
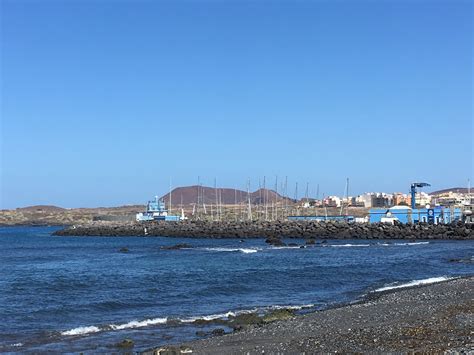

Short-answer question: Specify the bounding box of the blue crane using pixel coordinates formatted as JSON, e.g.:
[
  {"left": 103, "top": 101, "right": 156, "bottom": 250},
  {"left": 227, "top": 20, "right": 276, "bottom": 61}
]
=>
[{"left": 410, "top": 182, "right": 431, "bottom": 209}]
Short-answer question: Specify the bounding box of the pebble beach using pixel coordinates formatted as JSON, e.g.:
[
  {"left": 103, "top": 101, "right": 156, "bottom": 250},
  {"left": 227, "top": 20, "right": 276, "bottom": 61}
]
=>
[{"left": 151, "top": 277, "right": 473, "bottom": 354}]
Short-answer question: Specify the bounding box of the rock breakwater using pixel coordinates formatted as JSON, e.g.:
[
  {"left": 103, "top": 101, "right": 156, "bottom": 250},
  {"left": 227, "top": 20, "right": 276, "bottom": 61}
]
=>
[{"left": 52, "top": 220, "right": 473, "bottom": 239}]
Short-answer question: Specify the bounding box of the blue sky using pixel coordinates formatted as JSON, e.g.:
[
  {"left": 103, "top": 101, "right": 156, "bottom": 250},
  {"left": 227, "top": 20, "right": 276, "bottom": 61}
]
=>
[{"left": 1, "top": 0, "right": 472, "bottom": 208}]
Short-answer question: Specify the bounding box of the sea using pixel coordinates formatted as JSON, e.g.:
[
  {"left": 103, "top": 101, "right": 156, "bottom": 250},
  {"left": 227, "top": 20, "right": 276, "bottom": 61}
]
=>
[{"left": 0, "top": 226, "right": 473, "bottom": 353}]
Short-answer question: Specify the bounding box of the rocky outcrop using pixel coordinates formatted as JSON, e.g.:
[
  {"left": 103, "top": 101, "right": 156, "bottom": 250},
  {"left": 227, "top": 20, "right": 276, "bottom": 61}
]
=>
[
  {"left": 160, "top": 243, "right": 193, "bottom": 250},
  {"left": 52, "top": 220, "right": 474, "bottom": 240}
]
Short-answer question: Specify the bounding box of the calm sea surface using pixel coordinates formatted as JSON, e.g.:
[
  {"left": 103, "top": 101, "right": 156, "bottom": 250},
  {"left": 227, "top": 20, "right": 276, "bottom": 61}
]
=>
[{"left": 0, "top": 226, "right": 473, "bottom": 353}]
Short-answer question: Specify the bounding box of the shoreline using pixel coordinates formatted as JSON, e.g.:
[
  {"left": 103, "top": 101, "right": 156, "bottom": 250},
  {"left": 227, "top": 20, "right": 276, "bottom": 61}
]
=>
[
  {"left": 147, "top": 276, "right": 474, "bottom": 354},
  {"left": 52, "top": 220, "right": 473, "bottom": 240}
]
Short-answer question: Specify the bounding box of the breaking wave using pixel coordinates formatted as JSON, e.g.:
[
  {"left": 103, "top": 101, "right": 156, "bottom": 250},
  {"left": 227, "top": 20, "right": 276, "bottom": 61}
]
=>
[
  {"left": 267, "top": 304, "right": 314, "bottom": 310},
  {"left": 377, "top": 241, "right": 430, "bottom": 246},
  {"left": 60, "top": 303, "right": 315, "bottom": 336},
  {"left": 329, "top": 244, "right": 371, "bottom": 247},
  {"left": 109, "top": 318, "right": 167, "bottom": 330},
  {"left": 180, "top": 311, "right": 238, "bottom": 323},
  {"left": 395, "top": 242, "right": 430, "bottom": 246},
  {"left": 61, "top": 326, "right": 101, "bottom": 336},
  {"left": 374, "top": 276, "right": 455, "bottom": 292},
  {"left": 201, "top": 247, "right": 259, "bottom": 254}
]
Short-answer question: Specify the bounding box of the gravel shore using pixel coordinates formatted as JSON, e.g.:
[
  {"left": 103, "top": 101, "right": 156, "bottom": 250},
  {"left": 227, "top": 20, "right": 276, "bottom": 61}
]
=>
[{"left": 150, "top": 277, "right": 473, "bottom": 354}]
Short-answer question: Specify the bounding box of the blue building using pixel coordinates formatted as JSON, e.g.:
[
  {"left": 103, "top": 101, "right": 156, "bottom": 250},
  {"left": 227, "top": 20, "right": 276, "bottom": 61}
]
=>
[{"left": 369, "top": 206, "right": 462, "bottom": 224}]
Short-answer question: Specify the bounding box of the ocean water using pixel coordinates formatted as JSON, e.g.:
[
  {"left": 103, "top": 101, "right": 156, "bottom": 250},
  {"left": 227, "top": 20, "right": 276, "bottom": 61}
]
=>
[{"left": 0, "top": 226, "right": 473, "bottom": 353}]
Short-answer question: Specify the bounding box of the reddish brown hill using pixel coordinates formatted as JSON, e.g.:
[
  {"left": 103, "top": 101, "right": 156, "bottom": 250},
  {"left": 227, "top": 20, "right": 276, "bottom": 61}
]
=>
[{"left": 161, "top": 186, "right": 293, "bottom": 206}]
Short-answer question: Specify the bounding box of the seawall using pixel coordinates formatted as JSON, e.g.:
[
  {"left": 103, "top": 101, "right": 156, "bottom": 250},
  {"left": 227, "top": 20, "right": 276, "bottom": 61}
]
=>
[{"left": 52, "top": 220, "right": 473, "bottom": 239}]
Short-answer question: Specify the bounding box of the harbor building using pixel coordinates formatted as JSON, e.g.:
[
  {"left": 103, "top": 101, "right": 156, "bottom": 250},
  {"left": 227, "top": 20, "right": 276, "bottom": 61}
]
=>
[
  {"left": 369, "top": 206, "right": 462, "bottom": 224},
  {"left": 136, "top": 196, "right": 182, "bottom": 222}
]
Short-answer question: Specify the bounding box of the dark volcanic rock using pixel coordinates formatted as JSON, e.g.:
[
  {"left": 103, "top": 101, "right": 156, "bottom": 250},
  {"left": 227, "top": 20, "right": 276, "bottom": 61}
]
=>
[
  {"left": 53, "top": 220, "right": 474, "bottom": 240},
  {"left": 262, "top": 309, "right": 295, "bottom": 323},
  {"left": 265, "top": 237, "right": 286, "bottom": 246},
  {"left": 211, "top": 328, "right": 225, "bottom": 336},
  {"left": 449, "top": 257, "right": 473, "bottom": 264},
  {"left": 115, "top": 339, "right": 134, "bottom": 348},
  {"left": 160, "top": 243, "right": 193, "bottom": 250}
]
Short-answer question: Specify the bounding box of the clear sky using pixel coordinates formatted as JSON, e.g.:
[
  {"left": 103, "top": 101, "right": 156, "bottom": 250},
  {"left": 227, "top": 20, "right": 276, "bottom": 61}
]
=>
[{"left": 1, "top": 0, "right": 472, "bottom": 208}]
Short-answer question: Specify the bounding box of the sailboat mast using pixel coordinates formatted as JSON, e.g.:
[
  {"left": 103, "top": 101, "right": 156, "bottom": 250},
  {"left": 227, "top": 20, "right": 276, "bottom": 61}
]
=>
[
  {"left": 295, "top": 182, "right": 298, "bottom": 215},
  {"left": 196, "top": 176, "right": 200, "bottom": 220},
  {"left": 215, "top": 178, "right": 218, "bottom": 221},
  {"left": 169, "top": 177, "right": 172, "bottom": 215},
  {"left": 263, "top": 176, "right": 268, "bottom": 221},
  {"left": 346, "top": 178, "right": 350, "bottom": 216},
  {"left": 275, "top": 176, "right": 278, "bottom": 220},
  {"left": 247, "top": 178, "right": 252, "bottom": 220},
  {"left": 340, "top": 178, "right": 348, "bottom": 216}
]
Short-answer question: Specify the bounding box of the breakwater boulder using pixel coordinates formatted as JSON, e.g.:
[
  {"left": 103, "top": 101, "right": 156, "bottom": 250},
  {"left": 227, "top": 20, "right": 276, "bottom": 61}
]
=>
[{"left": 52, "top": 220, "right": 474, "bottom": 240}]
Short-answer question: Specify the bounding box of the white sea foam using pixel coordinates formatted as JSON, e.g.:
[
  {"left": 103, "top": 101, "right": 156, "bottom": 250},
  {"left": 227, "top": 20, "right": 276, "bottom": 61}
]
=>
[
  {"left": 377, "top": 242, "right": 430, "bottom": 246},
  {"left": 61, "top": 326, "right": 101, "bottom": 336},
  {"left": 374, "top": 276, "right": 455, "bottom": 292},
  {"left": 11, "top": 343, "right": 23, "bottom": 347},
  {"left": 202, "top": 247, "right": 259, "bottom": 254},
  {"left": 267, "top": 304, "right": 315, "bottom": 310},
  {"left": 182, "top": 304, "right": 314, "bottom": 322},
  {"left": 330, "top": 244, "right": 370, "bottom": 247},
  {"left": 239, "top": 248, "right": 258, "bottom": 254},
  {"left": 109, "top": 317, "right": 167, "bottom": 330},
  {"left": 181, "top": 311, "right": 237, "bottom": 323},
  {"left": 394, "top": 242, "right": 430, "bottom": 246},
  {"left": 60, "top": 303, "right": 316, "bottom": 337}
]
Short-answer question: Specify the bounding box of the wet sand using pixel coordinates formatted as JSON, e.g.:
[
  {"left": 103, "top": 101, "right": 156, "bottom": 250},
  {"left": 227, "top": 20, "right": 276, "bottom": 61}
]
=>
[{"left": 150, "top": 277, "right": 473, "bottom": 354}]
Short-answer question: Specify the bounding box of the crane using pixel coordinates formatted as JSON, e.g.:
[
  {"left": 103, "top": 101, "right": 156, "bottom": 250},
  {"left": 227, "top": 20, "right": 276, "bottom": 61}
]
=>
[{"left": 410, "top": 182, "right": 431, "bottom": 209}]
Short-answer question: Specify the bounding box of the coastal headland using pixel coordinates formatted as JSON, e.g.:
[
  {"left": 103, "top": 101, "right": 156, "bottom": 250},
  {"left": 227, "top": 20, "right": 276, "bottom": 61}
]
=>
[
  {"left": 53, "top": 220, "right": 473, "bottom": 240},
  {"left": 148, "top": 277, "right": 473, "bottom": 354}
]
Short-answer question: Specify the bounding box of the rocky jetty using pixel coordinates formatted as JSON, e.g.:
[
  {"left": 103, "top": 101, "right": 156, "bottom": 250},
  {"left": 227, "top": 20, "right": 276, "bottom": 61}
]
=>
[{"left": 53, "top": 220, "right": 473, "bottom": 240}]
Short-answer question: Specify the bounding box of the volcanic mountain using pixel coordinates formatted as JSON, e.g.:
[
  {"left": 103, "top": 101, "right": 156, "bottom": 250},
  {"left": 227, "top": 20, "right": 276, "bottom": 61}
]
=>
[{"left": 161, "top": 186, "right": 294, "bottom": 206}]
